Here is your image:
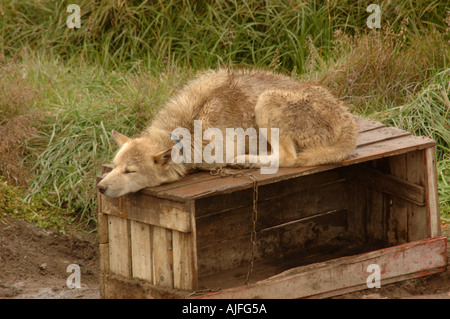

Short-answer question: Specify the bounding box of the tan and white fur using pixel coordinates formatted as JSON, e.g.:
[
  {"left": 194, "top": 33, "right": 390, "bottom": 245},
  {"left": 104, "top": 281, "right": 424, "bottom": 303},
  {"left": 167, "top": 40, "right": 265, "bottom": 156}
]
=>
[{"left": 97, "top": 68, "right": 357, "bottom": 198}]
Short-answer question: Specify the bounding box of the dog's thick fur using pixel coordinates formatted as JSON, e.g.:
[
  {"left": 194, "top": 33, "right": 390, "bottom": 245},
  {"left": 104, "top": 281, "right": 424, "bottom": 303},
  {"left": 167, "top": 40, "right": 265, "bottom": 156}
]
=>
[{"left": 97, "top": 69, "right": 357, "bottom": 198}]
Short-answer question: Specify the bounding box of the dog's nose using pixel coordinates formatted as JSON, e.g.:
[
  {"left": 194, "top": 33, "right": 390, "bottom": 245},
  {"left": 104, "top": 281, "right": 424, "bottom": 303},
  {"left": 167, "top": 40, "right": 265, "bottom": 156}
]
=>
[{"left": 97, "top": 184, "right": 107, "bottom": 194}]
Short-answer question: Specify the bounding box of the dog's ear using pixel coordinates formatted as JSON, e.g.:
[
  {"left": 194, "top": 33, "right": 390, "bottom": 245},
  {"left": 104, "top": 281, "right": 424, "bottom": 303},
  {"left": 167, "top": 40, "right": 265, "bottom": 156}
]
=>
[
  {"left": 112, "top": 130, "right": 131, "bottom": 147},
  {"left": 153, "top": 148, "right": 172, "bottom": 167}
]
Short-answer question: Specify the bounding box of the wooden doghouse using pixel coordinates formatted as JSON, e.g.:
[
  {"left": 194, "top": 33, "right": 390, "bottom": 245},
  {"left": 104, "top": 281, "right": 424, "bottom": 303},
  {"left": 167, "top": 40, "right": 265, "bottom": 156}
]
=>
[{"left": 96, "top": 116, "right": 447, "bottom": 299}]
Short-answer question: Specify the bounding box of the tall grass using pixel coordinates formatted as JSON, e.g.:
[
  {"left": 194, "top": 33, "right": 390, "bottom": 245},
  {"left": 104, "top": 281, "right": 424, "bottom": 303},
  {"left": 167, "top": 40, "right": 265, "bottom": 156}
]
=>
[
  {"left": 19, "top": 55, "right": 192, "bottom": 225},
  {"left": 374, "top": 69, "right": 450, "bottom": 219},
  {"left": 1, "top": 0, "right": 448, "bottom": 71},
  {"left": 0, "top": 0, "right": 448, "bottom": 227}
]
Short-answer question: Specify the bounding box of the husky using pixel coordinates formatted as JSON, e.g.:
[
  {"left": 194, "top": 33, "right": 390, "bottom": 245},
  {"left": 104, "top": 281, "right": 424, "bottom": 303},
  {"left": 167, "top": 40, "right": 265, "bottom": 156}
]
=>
[{"left": 97, "top": 68, "right": 357, "bottom": 198}]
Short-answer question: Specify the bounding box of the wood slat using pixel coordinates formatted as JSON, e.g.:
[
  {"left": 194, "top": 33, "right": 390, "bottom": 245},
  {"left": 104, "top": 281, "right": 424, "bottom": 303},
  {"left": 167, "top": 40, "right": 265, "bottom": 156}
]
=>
[
  {"left": 173, "top": 231, "right": 198, "bottom": 290},
  {"left": 197, "top": 209, "right": 347, "bottom": 277},
  {"left": 108, "top": 215, "right": 131, "bottom": 278},
  {"left": 343, "top": 166, "right": 425, "bottom": 206},
  {"left": 100, "top": 192, "right": 192, "bottom": 233},
  {"left": 356, "top": 126, "right": 410, "bottom": 148},
  {"left": 424, "top": 147, "right": 441, "bottom": 237},
  {"left": 130, "top": 221, "right": 153, "bottom": 282},
  {"left": 195, "top": 180, "right": 348, "bottom": 246},
  {"left": 149, "top": 134, "right": 435, "bottom": 201},
  {"left": 355, "top": 116, "right": 385, "bottom": 133},
  {"left": 98, "top": 122, "right": 435, "bottom": 202},
  {"left": 152, "top": 226, "right": 174, "bottom": 288},
  {"left": 197, "top": 236, "right": 447, "bottom": 299},
  {"left": 387, "top": 154, "right": 409, "bottom": 244}
]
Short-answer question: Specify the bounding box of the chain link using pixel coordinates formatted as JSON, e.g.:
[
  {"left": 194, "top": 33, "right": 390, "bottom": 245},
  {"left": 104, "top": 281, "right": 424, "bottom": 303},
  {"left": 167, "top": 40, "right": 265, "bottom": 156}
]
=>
[{"left": 210, "top": 167, "right": 258, "bottom": 284}]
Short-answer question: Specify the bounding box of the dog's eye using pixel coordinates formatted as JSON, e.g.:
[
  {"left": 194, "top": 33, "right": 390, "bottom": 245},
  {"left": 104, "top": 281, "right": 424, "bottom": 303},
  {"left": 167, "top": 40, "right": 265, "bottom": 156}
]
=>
[{"left": 124, "top": 169, "right": 136, "bottom": 174}]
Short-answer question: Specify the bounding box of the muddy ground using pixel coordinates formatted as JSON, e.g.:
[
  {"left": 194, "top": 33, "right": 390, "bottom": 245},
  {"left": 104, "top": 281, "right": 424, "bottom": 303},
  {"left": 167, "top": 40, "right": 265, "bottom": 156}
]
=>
[{"left": 0, "top": 216, "right": 449, "bottom": 299}]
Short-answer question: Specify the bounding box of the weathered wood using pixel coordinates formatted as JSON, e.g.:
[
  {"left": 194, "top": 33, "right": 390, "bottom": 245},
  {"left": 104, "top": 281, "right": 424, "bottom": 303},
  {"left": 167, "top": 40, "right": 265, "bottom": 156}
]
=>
[
  {"left": 197, "top": 209, "right": 347, "bottom": 277},
  {"left": 97, "top": 214, "right": 109, "bottom": 245},
  {"left": 346, "top": 135, "right": 435, "bottom": 166},
  {"left": 195, "top": 170, "right": 343, "bottom": 217},
  {"left": 97, "top": 116, "right": 444, "bottom": 300},
  {"left": 197, "top": 236, "right": 447, "bottom": 299},
  {"left": 355, "top": 116, "right": 385, "bottom": 133},
  {"left": 99, "top": 243, "right": 110, "bottom": 273},
  {"left": 130, "top": 221, "right": 153, "bottom": 282},
  {"left": 152, "top": 225, "right": 174, "bottom": 288},
  {"left": 356, "top": 126, "right": 410, "bottom": 148},
  {"left": 343, "top": 166, "right": 425, "bottom": 206},
  {"left": 406, "top": 150, "right": 430, "bottom": 241},
  {"left": 98, "top": 129, "right": 435, "bottom": 203},
  {"left": 424, "top": 147, "right": 441, "bottom": 237},
  {"left": 173, "top": 230, "right": 198, "bottom": 290},
  {"left": 196, "top": 180, "right": 348, "bottom": 246},
  {"left": 108, "top": 215, "right": 131, "bottom": 278},
  {"left": 103, "top": 273, "right": 189, "bottom": 299},
  {"left": 100, "top": 189, "right": 120, "bottom": 216},
  {"left": 100, "top": 192, "right": 192, "bottom": 233},
  {"left": 387, "top": 154, "right": 408, "bottom": 244},
  {"left": 346, "top": 179, "right": 367, "bottom": 241}
]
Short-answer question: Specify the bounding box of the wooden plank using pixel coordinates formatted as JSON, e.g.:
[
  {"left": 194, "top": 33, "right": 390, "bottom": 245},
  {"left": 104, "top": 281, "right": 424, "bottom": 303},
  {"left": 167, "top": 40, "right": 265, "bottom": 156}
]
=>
[
  {"left": 100, "top": 192, "right": 192, "bottom": 233},
  {"left": 100, "top": 192, "right": 120, "bottom": 216},
  {"left": 97, "top": 188, "right": 109, "bottom": 244},
  {"left": 346, "top": 135, "right": 435, "bottom": 166},
  {"left": 102, "top": 273, "right": 189, "bottom": 299},
  {"left": 366, "top": 185, "right": 385, "bottom": 243},
  {"left": 406, "top": 150, "right": 430, "bottom": 241},
  {"left": 108, "top": 215, "right": 131, "bottom": 278},
  {"left": 97, "top": 214, "right": 109, "bottom": 245},
  {"left": 98, "top": 133, "right": 435, "bottom": 203},
  {"left": 98, "top": 243, "right": 109, "bottom": 299},
  {"left": 152, "top": 225, "right": 174, "bottom": 288},
  {"left": 151, "top": 135, "right": 435, "bottom": 201},
  {"left": 195, "top": 180, "right": 348, "bottom": 246},
  {"left": 197, "top": 209, "right": 347, "bottom": 277},
  {"left": 130, "top": 221, "right": 153, "bottom": 282},
  {"left": 424, "top": 147, "right": 441, "bottom": 237},
  {"left": 126, "top": 193, "right": 191, "bottom": 232},
  {"left": 356, "top": 126, "right": 410, "bottom": 148},
  {"left": 387, "top": 154, "right": 409, "bottom": 245},
  {"left": 195, "top": 170, "right": 343, "bottom": 217},
  {"left": 197, "top": 236, "right": 447, "bottom": 299},
  {"left": 173, "top": 230, "right": 198, "bottom": 290},
  {"left": 346, "top": 179, "right": 367, "bottom": 241},
  {"left": 355, "top": 116, "right": 385, "bottom": 133},
  {"left": 343, "top": 166, "right": 425, "bottom": 205},
  {"left": 99, "top": 243, "right": 110, "bottom": 273}
]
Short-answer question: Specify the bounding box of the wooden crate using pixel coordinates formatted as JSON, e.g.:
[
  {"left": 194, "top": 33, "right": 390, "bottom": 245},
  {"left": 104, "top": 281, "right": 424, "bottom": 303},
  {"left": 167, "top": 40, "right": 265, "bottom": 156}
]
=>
[{"left": 96, "top": 116, "right": 447, "bottom": 299}]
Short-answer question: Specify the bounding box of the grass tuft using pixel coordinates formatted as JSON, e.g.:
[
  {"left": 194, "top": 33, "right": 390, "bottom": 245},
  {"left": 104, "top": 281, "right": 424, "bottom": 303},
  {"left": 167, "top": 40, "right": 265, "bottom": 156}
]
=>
[{"left": 0, "top": 1, "right": 448, "bottom": 228}]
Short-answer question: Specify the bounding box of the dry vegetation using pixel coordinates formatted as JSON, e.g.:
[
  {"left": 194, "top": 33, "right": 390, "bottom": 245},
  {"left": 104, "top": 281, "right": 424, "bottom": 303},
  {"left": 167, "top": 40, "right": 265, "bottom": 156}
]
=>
[{"left": 0, "top": 1, "right": 448, "bottom": 229}]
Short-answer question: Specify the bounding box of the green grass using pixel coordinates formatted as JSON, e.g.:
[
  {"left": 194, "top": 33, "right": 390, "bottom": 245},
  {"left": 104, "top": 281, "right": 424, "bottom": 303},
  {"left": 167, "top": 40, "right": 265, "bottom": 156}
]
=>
[
  {"left": 0, "top": 0, "right": 448, "bottom": 229},
  {"left": 0, "top": 176, "right": 68, "bottom": 231},
  {"left": 1, "top": 0, "right": 448, "bottom": 71},
  {"left": 373, "top": 69, "right": 450, "bottom": 221}
]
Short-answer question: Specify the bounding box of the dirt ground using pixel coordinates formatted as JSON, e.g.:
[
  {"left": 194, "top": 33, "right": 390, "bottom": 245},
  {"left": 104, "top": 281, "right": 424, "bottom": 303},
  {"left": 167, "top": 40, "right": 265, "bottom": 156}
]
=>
[{"left": 0, "top": 216, "right": 449, "bottom": 299}]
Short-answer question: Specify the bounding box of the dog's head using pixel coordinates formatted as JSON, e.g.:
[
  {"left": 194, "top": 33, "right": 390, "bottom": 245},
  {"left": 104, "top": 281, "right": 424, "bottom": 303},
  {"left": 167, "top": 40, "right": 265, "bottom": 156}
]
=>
[{"left": 97, "top": 130, "right": 183, "bottom": 198}]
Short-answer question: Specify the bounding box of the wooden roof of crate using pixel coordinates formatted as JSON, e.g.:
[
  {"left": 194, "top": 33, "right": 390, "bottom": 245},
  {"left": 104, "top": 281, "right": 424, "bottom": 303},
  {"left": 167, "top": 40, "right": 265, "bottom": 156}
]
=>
[{"left": 101, "top": 116, "right": 436, "bottom": 202}]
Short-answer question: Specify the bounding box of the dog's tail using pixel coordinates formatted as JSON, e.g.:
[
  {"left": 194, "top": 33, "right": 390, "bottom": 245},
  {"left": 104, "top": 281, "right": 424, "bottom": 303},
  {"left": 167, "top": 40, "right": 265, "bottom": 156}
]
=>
[{"left": 294, "top": 115, "right": 358, "bottom": 167}]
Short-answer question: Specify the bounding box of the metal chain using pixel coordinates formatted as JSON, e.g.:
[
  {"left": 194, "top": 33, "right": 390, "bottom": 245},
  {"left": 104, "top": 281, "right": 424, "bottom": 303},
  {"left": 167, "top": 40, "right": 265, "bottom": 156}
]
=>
[{"left": 210, "top": 167, "right": 258, "bottom": 284}]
